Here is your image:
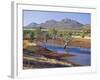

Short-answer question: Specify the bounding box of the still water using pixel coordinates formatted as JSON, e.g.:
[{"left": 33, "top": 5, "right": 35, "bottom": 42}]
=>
[{"left": 42, "top": 44, "right": 91, "bottom": 66}]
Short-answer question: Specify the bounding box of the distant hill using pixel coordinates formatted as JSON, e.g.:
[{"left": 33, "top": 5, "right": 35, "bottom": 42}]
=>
[{"left": 24, "top": 18, "right": 90, "bottom": 30}]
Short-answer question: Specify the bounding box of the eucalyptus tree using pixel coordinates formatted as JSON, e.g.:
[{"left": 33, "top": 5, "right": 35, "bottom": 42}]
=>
[
  {"left": 48, "top": 28, "right": 57, "bottom": 39},
  {"left": 63, "top": 32, "right": 73, "bottom": 49},
  {"left": 35, "top": 27, "right": 43, "bottom": 40},
  {"left": 42, "top": 31, "right": 49, "bottom": 42}
]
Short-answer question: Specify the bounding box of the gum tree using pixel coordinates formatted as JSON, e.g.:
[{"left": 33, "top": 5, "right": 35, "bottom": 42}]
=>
[{"left": 63, "top": 32, "right": 73, "bottom": 49}]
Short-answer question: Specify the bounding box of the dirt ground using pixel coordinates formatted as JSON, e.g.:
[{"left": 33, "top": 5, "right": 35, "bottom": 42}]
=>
[{"left": 23, "top": 37, "right": 90, "bottom": 49}]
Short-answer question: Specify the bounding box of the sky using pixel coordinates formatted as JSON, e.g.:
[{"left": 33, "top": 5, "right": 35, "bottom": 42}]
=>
[{"left": 23, "top": 10, "right": 91, "bottom": 26}]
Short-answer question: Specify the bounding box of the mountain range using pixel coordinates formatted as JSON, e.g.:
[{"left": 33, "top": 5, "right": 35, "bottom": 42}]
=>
[{"left": 24, "top": 18, "right": 90, "bottom": 30}]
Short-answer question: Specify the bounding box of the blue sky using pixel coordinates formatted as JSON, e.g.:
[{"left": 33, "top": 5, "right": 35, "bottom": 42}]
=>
[{"left": 23, "top": 10, "right": 91, "bottom": 26}]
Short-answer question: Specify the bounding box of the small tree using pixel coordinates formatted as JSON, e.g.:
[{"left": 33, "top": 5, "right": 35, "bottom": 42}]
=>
[
  {"left": 42, "top": 32, "right": 49, "bottom": 42},
  {"left": 64, "top": 32, "right": 73, "bottom": 47},
  {"left": 48, "top": 28, "right": 57, "bottom": 39},
  {"left": 35, "top": 27, "right": 42, "bottom": 40},
  {"left": 30, "top": 31, "right": 35, "bottom": 40}
]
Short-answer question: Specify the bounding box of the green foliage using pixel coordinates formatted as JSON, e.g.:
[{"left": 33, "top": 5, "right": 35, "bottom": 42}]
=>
[
  {"left": 48, "top": 28, "right": 57, "bottom": 39},
  {"left": 81, "top": 26, "right": 90, "bottom": 38},
  {"left": 57, "top": 31, "right": 63, "bottom": 37},
  {"left": 80, "top": 25, "right": 91, "bottom": 38},
  {"left": 42, "top": 32, "right": 49, "bottom": 42},
  {"left": 64, "top": 32, "right": 73, "bottom": 43},
  {"left": 34, "top": 27, "right": 42, "bottom": 39},
  {"left": 30, "top": 31, "right": 35, "bottom": 40}
]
